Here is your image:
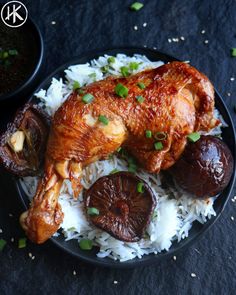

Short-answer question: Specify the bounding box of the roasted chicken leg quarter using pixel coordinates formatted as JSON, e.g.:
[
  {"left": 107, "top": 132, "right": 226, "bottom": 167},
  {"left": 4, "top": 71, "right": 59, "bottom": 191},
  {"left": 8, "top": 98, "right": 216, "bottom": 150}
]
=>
[{"left": 20, "top": 61, "right": 219, "bottom": 243}]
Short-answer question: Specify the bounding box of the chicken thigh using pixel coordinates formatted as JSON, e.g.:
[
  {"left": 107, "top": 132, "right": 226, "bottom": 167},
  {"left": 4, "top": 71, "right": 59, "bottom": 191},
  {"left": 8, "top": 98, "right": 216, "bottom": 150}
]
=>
[{"left": 20, "top": 61, "right": 218, "bottom": 243}]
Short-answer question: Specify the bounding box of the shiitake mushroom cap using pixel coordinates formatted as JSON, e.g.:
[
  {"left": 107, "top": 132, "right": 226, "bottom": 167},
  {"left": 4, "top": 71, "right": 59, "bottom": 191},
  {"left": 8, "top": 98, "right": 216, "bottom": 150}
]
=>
[
  {"left": 84, "top": 172, "right": 156, "bottom": 242},
  {"left": 170, "top": 135, "right": 234, "bottom": 198},
  {"left": 0, "top": 103, "right": 50, "bottom": 176}
]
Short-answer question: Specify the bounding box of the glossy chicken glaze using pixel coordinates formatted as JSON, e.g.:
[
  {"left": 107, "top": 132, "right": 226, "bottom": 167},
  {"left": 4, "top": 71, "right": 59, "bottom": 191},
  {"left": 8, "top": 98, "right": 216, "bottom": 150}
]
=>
[{"left": 20, "top": 61, "right": 219, "bottom": 243}]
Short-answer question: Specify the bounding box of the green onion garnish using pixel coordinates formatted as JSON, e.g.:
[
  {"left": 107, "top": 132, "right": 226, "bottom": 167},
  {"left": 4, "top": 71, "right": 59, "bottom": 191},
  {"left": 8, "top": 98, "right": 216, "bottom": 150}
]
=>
[
  {"left": 130, "top": 2, "right": 144, "bottom": 11},
  {"left": 73, "top": 81, "right": 81, "bottom": 90},
  {"left": 101, "top": 65, "right": 109, "bottom": 73},
  {"left": 137, "top": 82, "right": 146, "bottom": 89},
  {"left": 137, "top": 182, "right": 144, "bottom": 193},
  {"left": 78, "top": 89, "right": 84, "bottom": 95},
  {"left": 87, "top": 207, "right": 100, "bottom": 216},
  {"left": 0, "top": 239, "right": 7, "bottom": 251},
  {"left": 98, "top": 115, "right": 109, "bottom": 125},
  {"left": 187, "top": 132, "right": 201, "bottom": 142},
  {"left": 18, "top": 238, "right": 26, "bottom": 249},
  {"left": 154, "top": 132, "right": 167, "bottom": 141},
  {"left": 79, "top": 239, "right": 93, "bottom": 250},
  {"left": 129, "top": 62, "right": 139, "bottom": 71},
  {"left": 154, "top": 142, "right": 163, "bottom": 150},
  {"left": 88, "top": 73, "right": 96, "bottom": 80},
  {"left": 8, "top": 49, "right": 18, "bottom": 56},
  {"left": 110, "top": 168, "right": 119, "bottom": 174},
  {"left": 136, "top": 95, "right": 145, "bottom": 103},
  {"left": 68, "top": 227, "right": 76, "bottom": 231},
  {"left": 82, "top": 93, "right": 94, "bottom": 104},
  {"left": 2, "top": 51, "right": 9, "bottom": 59},
  {"left": 145, "top": 130, "right": 152, "bottom": 138},
  {"left": 120, "top": 66, "right": 130, "bottom": 77},
  {"left": 108, "top": 56, "right": 115, "bottom": 64},
  {"left": 117, "top": 147, "right": 122, "bottom": 152},
  {"left": 115, "top": 83, "right": 129, "bottom": 98},
  {"left": 231, "top": 48, "right": 236, "bottom": 57}
]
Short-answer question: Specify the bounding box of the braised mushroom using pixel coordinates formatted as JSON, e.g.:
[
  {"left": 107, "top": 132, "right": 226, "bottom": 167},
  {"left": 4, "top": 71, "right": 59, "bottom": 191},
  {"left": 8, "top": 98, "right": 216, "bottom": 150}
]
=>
[
  {"left": 0, "top": 103, "right": 50, "bottom": 176},
  {"left": 170, "top": 135, "right": 234, "bottom": 198},
  {"left": 84, "top": 172, "right": 156, "bottom": 242}
]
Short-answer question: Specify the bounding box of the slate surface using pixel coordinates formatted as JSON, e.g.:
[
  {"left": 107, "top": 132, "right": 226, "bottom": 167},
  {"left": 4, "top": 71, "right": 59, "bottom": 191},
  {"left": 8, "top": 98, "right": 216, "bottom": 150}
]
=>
[{"left": 0, "top": 0, "right": 236, "bottom": 294}]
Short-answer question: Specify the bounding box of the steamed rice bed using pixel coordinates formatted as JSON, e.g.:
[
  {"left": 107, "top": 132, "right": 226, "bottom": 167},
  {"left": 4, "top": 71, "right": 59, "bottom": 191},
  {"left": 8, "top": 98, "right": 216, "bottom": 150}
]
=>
[{"left": 20, "top": 54, "right": 222, "bottom": 262}]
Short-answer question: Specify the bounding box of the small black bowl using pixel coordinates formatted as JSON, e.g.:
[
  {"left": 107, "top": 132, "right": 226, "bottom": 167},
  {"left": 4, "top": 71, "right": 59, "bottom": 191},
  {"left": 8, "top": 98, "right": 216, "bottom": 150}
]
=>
[
  {"left": 15, "top": 47, "right": 236, "bottom": 268},
  {"left": 0, "top": 17, "right": 44, "bottom": 103}
]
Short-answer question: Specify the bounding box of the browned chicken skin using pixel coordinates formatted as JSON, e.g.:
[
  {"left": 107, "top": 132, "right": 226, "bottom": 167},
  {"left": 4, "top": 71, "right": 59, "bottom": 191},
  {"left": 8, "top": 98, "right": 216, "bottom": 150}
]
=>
[{"left": 20, "top": 61, "right": 219, "bottom": 243}]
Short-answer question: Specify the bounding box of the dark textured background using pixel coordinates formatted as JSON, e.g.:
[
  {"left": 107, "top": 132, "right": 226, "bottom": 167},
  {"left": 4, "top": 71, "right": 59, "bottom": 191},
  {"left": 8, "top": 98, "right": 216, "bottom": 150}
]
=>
[{"left": 0, "top": 0, "right": 236, "bottom": 294}]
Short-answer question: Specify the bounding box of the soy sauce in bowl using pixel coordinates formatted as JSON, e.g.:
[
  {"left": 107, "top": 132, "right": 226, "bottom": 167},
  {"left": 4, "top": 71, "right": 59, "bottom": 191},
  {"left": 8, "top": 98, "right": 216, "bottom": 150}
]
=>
[{"left": 0, "top": 19, "right": 43, "bottom": 101}]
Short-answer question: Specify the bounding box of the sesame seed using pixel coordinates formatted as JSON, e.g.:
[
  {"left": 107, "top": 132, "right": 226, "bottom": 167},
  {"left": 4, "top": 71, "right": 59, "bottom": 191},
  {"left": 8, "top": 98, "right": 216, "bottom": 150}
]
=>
[
  {"left": 143, "top": 45, "right": 147, "bottom": 48},
  {"left": 231, "top": 198, "right": 235, "bottom": 202},
  {"left": 51, "top": 21, "right": 56, "bottom": 25},
  {"left": 153, "top": 47, "right": 157, "bottom": 50},
  {"left": 11, "top": 237, "right": 14, "bottom": 242},
  {"left": 180, "top": 36, "right": 185, "bottom": 41},
  {"left": 143, "top": 22, "right": 147, "bottom": 27},
  {"left": 184, "top": 60, "right": 190, "bottom": 63},
  {"left": 28, "top": 252, "right": 32, "bottom": 258},
  {"left": 9, "top": 213, "right": 13, "bottom": 217},
  {"left": 73, "top": 270, "right": 76, "bottom": 276},
  {"left": 204, "top": 40, "right": 209, "bottom": 44},
  {"left": 114, "top": 280, "right": 118, "bottom": 284},
  {"left": 227, "top": 92, "right": 231, "bottom": 96},
  {"left": 201, "top": 30, "right": 206, "bottom": 34},
  {"left": 31, "top": 256, "right": 35, "bottom": 260},
  {"left": 231, "top": 216, "right": 234, "bottom": 221},
  {"left": 0, "top": 229, "right": 2, "bottom": 233},
  {"left": 230, "top": 77, "right": 235, "bottom": 81},
  {"left": 134, "top": 25, "right": 138, "bottom": 31},
  {"left": 191, "top": 273, "right": 197, "bottom": 278},
  {"left": 173, "top": 255, "right": 177, "bottom": 261},
  {"left": 168, "top": 38, "right": 172, "bottom": 43}
]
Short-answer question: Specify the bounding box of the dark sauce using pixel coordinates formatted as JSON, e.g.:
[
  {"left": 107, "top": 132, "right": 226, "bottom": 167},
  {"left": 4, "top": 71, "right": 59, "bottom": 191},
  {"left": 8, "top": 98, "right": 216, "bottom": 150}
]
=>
[{"left": 0, "top": 23, "right": 38, "bottom": 96}]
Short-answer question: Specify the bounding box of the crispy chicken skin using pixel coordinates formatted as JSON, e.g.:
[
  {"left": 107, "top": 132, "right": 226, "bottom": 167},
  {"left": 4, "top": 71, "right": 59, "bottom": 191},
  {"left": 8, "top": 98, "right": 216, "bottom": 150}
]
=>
[{"left": 20, "top": 61, "right": 219, "bottom": 243}]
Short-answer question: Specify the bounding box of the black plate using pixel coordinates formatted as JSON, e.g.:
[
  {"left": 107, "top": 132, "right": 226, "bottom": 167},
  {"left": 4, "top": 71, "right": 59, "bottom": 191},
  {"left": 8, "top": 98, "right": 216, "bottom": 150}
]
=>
[{"left": 15, "top": 47, "right": 236, "bottom": 268}]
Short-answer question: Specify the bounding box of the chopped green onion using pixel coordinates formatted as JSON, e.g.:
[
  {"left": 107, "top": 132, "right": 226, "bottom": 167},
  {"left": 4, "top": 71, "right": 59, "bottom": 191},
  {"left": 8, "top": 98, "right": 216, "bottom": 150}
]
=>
[
  {"left": 154, "top": 142, "right": 163, "bottom": 150},
  {"left": 4, "top": 60, "right": 11, "bottom": 67},
  {"left": 137, "top": 82, "right": 146, "bottom": 89},
  {"left": 8, "top": 49, "right": 18, "bottom": 56},
  {"left": 130, "top": 2, "right": 144, "bottom": 11},
  {"left": 73, "top": 81, "right": 81, "bottom": 90},
  {"left": 108, "top": 56, "right": 115, "bottom": 64},
  {"left": 231, "top": 48, "right": 236, "bottom": 57},
  {"left": 187, "top": 132, "right": 201, "bottom": 142},
  {"left": 82, "top": 93, "right": 94, "bottom": 104},
  {"left": 154, "top": 132, "right": 167, "bottom": 141},
  {"left": 129, "top": 62, "right": 139, "bottom": 71},
  {"left": 89, "top": 73, "right": 96, "bottom": 80},
  {"left": 18, "top": 238, "right": 27, "bottom": 249},
  {"left": 68, "top": 227, "right": 76, "bottom": 231},
  {"left": 136, "top": 95, "right": 145, "bottom": 103},
  {"left": 117, "top": 147, "right": 122, "bottom": 152},
  {"left": 120, "top": 66, "right": 130, "bottom": 77},
  {"left": 145, "top": 130, "right": 152, "bottom": 138},
  {"left": 0, "top": 239, "right": 7, "bottom": 251},
  {"left": 137, "top": 182, "right": 144, "bottom": 193},
  {"left": 115, "top": 83, "right": 129, "bottom": 98},
  {"left": 79, "top": 239, "right": 93, "bottom": 250},
  {"left": 2, "top": 51, "right": 9, "bottom": 59},
  {"left": 98, "top": 115, "right": 109, "bottom": 125},
  {"left": 101, "top": 65, "right": 109, "bottom": 73},
  {"left": 87, "top": 207, "right": 100, "bottom": 216},
  {"left": 110, "top": 168, "right": 119, "bottom": 174}
]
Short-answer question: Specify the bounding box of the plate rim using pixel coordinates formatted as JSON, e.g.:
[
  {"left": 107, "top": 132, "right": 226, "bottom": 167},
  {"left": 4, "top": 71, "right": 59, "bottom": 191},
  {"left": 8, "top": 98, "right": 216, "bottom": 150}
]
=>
[{"left": 15, "top": 46, "right": 236, "bottom": 268}]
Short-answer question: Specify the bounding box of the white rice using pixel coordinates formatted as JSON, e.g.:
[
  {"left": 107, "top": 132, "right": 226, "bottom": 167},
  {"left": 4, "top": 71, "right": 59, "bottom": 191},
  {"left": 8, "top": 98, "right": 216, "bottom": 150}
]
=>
[{"left": 20, "top": 54, "right": 222, "bottom": 262}]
